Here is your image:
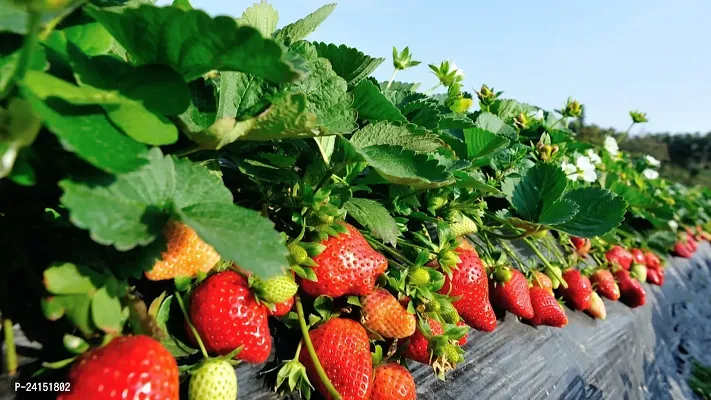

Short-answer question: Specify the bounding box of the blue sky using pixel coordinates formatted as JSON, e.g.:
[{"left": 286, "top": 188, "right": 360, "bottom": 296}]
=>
[{"left": 164, "top": 0, "right": 711, "bottom": 135}]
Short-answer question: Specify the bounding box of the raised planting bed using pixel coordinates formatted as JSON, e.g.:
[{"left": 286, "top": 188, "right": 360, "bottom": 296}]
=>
[{"left": 3, "top": 242, "right": 710, "bottom": 400}]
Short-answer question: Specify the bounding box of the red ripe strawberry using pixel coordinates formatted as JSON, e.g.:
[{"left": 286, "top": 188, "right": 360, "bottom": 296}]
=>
[
  {"left": 361, "top": 288, "right": 416, "bottom": 339},
  {"left": 645, "top": 251, "right": 661, "bottom": 270},
  {"left": 570, "top": 237, "right": 591, "bottom": 257},
  {"left": 403, "top": 318, "right": 444, "bottom": 364},
  {"left": 299, "top": 318, "right": 372, "bottom": 400},
  {"left": 558, "top": 269, "right": 593, "bottom": 311},
  {"left": 188, "top": 271, "right": 272, "bottom": 363},
  {"left": 527, "top": 287, "right": 568, "bottom": 328},
  {"left": 489, "top": 268, "right": 534, "bottom": 319},
  {"left": 58, "top": 335, "right": 178, "bottom": 400},
  {"left": 531, "top": 271, "right": 554, "bottom": 294},
  {"left": 457, "top": 321, "right": 468, "bottom": 346},
  {"left": 438, "top": 250, "right": 496, "bottom": 332},
  {"left": 606, "top": 246, "right": 633, "bottom": 270},
  {"left": 590, "top": 269, "right": 620, "bottom": 301},
  {"left": 299, "top": 223, "right": 387, "bottom": 298},
  {"left": 687, "top": 234, "right": 699, "bottom": 251},
  {"left": 614, "top": 269, "right": 646, "bottom": 308},
  {"left": 145, "top": 221, "right": 221, "bottom": 281},
  {"left": 267, "top": 296, "right": 294, "bottom": 317},
  {"left": 630, "top": 248, "right": 646, "bottom": 265},
  {"left": 370, "top": 363, "right": 416, "bottom": 400},
  {"left": 674, "top": 241, "right": 694, "bottom": 258},
  {"left": 646, "top": 268, "right": 664, "bottom": 286}
]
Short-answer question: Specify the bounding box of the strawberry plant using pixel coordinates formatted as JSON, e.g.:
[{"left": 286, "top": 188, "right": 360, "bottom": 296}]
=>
[{"left": 0, "top": 0, "right": 709, "bottom": 399}]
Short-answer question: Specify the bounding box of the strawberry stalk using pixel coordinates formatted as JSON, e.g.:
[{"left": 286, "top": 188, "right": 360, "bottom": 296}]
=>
[
  {"left": 543, "top": 236, "right": 567, "bottom": 264},
  {"left": 523, "top": 238, "right": 568, "bottom": 289},
  {"left": 0, "top": 10, "right": 42, "bottom": 100},
  {"left": 295, "top": 295, "right": 342, "bottom": 400},
  {"left": 2, "top": 318, "right": 17, "bottom": 376},
  {"left": 174, "top": 292, "right": 209, "bottom": 359}
]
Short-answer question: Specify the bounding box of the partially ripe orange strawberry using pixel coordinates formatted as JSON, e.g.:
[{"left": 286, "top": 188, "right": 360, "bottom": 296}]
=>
[
  {"left": 145, "top": 221, "right": 220, "bottom": 281},
  {"left": 361, "top": 288, "right": 416, "bottom": 339},
  {"left": 531, "top": 271, "right": 554, "bottom": 294},
  {"left": 371, "top": 363, "right": 416, "bottom": 400}
]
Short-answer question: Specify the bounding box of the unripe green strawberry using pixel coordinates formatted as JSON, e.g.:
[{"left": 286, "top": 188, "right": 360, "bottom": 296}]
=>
[
  {"left": 630, "top": 264, "right": 648, "bottom": 283},
  {"left": 441, "top": 344, "right": 464, "bottom": 364},
  {"left": 439, "top": 301, "right": 459, "bottom": 323},
  {"left": 287, "top": 243, "right": 308, "bottom": 265},
  {"left": 425, "top": 300, "right": 441, "bottom": 313},
  {"left": 493, "top": 267, "right": 512, "bottom": 283},
  {"left": 545, "top": 266, "right": 562, "bottom": 290},
  {"left": 189, "top": 360, "right": 238, "bottom": 400},
  {"left": 253, "top": 275, "right": 298, "bottom": 304},
  {"left": 408, "top": 267, "right": 430, "bottom": 286},
  {"left": 450, "top": 214, "right": 478, "bottom": 237},
  {"left": 428, "top": 195, "right": 448, "bottom": 212}
]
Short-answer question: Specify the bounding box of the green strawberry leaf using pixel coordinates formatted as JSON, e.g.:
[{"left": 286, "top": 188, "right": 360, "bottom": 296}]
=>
[
  {"left": 62, "top": 20, "right": 114, "bottom": 56},
  {"left": 86, "top": 4, "right": 303, "bottom": 83},
  {"left": 475, "top": 112, "right": 516, "bottom": 138},
  {"left": 351, "top": 79, "right": 407, "bottom": 123},
  {"left": 344, "top": 198, "right": 401, "bottom": 246},
  {"left": 0, "top": 44, "right": 47, "bottom": 94},
  {"left": 351, "top": 121, "right": 442, "bottom": 153},
  {"left": 538, "top": 199, "right": 578, "bottom": 226},
  {"left": 357, "top": 145, "right": 453, "bottom": 189},
  {"left": 43, "top": 263, "right": 106, "bottom": 295},
  {"left": 58, "top": 148, "right": 231, "bottom": 251},
  {"left": 214, "top": 71, "right": 269, "bottom": 121},
  {"left": 555, "top": 187, "right": 628, "bottom": 238},
  {"left": 399, "top": 96, "right": 441, "bottom": 130},
  {"left": 177, "top": 202, "right": 288, "bottom": 278},
  {"left": 462, "top": 127, "right": 510, "bottom": 165},
  {"left": 313, "top": 43, "right": 384, "bottom": 89},
  {"left": 490, "top": 99, "right": 536, "bottom": 122},
  {"left": 274, "top": 3, "right": 336, "bottom": 45},
  {"left": 20, "top": 88, "right": 149, "bottom": 174},
  {"left": 91, "top": 285, "right": 124, "bottom": 334},
  {"left": 503, "top": 163, "right": 568, "bottom": 222},
  {"left": 155, "top": 295, "right": 199, "bottom": 358},
  {"left": 187, "top": 42, "right": 356, "bottom": 147},
  {"left": 608, "top": 181, "right": 659, "bottom": 209},
  {"left": 236, "top": 0, "right": 279, "bottom": 37},
  {"left": 452, "top": 171, "right": 503, "bottom": 196}
]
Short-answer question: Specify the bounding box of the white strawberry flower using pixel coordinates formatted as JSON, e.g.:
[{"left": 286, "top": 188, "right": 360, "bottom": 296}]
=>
[
  {"left": 449, "top": 61, "right": 464, "bottom": 79},
  {"left": 562, "top": 155, "right": 597, "bottom": 182},
  {"left": 645, "top": 155, "right": 661, "bottom": 167},
  {"left": 604, "top": 136, "right": 619, "bottom": 156},
  {"left": 668, "top": 220, "right": 679, "bottom": 231},
  {"left": 642, "top": 168, "right": 659, "bottom": 180},
  {"left": 585, "top": 149, "right": 602, "bottom": 165}
]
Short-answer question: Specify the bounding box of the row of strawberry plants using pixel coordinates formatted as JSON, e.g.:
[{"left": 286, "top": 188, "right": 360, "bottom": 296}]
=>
[{"left": 1, "top": 1, "right": 710, "bottom": 399}]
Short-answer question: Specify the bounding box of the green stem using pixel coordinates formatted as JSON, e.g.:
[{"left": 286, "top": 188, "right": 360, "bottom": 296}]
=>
[
  {"left": 484, "top": 228, "right": 532, "bottom": 241},
  {"left": 173, "top": 145, "right": 204, "bottom": 158},
  {"left": 523, "top": 238, "right": 567, "bottom": 288},
  {"left": 544, "top": 236, "right": 566, "bottom": 264},
  {"left": 385, "top": 69, "right": 399, "bottom": 90},
  {"left": 498, "top": 240, "right": 525, "bottom": 270},
  {"left": 3, "top": 318, "right": 17, "bottom": 376},
  {"left": 314, "top": 163, "right": 345, "bottom": 192},
  {"left": 175, "top": 293, "right": 209, "bottom": 359},
  {"left": 550, "top": 115, "right": 566, "bottom": 131},
  {"left": 424, "top": 83, "right": 441, "bottom": 95},
  {"left": 0, "top": 11, "right": 42, "bottom": 101},
  {"left": 295, "top": 295, "right": 342, "bottom": 400},
  {"left": 364, "top": 237, "right": 412, "bottom": 268},
  {"left": 619, "top": 123, "right": 635, "bottom": 142}
]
